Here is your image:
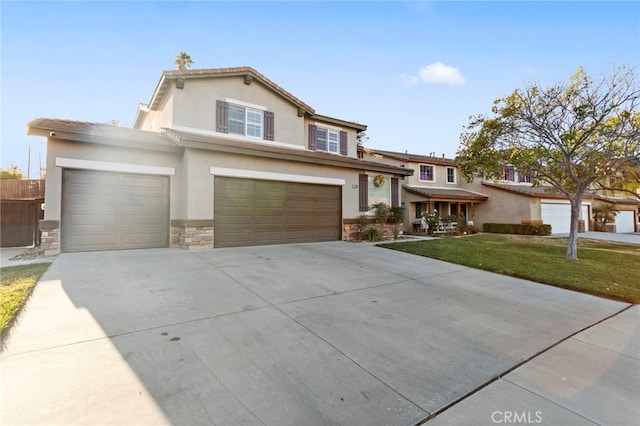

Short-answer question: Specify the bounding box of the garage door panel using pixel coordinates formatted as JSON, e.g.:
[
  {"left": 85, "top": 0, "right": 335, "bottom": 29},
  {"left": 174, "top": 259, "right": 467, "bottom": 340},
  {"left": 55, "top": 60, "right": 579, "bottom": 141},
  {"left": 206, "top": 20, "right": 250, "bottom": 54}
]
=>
[
  {"left": 615, "top": 211, "right": 635, "bottom": 233},
  {"left": 62, "top": 169, "right": 169, "bottom": 252},
  {"left": 214, "top": 176, "right": 341, "bottom": 248}
]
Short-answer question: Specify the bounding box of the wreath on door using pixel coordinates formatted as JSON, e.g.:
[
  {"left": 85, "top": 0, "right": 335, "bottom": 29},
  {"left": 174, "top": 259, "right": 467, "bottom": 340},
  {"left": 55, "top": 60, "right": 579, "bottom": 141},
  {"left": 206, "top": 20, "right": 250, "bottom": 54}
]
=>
[{"left": 373, "top": 174, "right": 385, "bottom": 188}]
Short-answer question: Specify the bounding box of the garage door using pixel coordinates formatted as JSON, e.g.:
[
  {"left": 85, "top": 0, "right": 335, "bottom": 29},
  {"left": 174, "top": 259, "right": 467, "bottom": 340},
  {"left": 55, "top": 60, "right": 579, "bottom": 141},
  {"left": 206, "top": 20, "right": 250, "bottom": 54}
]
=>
[
  {"left": 214, "top": 177, "right": 341, "bottom": 248},
  {"left": 62, "top": 169, "right": 169, "bottom": 252},
  {"left": 615, "top": 211, "right": 635, "bottom": 233},
  {"left": 541, "top": 203, "right": 589, "bottom": 234}
]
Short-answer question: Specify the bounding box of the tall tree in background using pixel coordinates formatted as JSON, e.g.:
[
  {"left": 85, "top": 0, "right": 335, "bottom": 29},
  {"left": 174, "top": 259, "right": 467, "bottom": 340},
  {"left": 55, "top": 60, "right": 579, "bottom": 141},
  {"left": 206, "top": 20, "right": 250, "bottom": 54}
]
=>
[
  {"left": 174, "top": 52, "right": 194, "bottom": 71},
  {"left": 456, "top": 66, "right": 640, "bottom": 261}
]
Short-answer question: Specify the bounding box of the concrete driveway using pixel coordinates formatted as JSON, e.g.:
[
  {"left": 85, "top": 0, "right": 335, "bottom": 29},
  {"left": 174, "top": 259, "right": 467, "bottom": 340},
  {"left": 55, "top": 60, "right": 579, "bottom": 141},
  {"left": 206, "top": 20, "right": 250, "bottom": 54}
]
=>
[{"left": 0, "top": 241, "right": 633, "bottom": 425}]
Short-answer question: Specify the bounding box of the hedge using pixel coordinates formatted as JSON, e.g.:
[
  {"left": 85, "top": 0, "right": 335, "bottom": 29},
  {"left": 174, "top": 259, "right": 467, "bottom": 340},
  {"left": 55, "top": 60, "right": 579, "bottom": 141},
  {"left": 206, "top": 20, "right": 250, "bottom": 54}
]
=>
[{"left": 483, "top": 223, "right": 552, "bottom": 236}]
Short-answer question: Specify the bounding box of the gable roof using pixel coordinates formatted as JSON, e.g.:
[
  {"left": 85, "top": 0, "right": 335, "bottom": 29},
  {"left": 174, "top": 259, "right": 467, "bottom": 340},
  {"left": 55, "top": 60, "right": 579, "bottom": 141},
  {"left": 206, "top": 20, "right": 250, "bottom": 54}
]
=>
[
  {"left": 481, "top": 181, "right": 597, "bottom": 199},
  {"left": 134, "top": 66, "right": 367, "bottom": 132},
  {"left": 362, "top": 148, "right": 456, "bottom": 166}
]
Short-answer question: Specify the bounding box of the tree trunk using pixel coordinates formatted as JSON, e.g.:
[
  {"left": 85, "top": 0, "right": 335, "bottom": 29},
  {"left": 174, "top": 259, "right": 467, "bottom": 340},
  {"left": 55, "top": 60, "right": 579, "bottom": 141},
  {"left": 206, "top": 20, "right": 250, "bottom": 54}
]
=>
[{"left": 566, "top": 194, "right": 583, "bottom": 261}]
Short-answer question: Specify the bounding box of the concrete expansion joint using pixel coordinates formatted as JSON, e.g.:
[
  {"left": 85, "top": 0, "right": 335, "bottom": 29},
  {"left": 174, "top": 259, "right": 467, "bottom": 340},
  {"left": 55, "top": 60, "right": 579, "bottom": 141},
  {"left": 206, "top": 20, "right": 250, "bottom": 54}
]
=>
[{"left": 412, "top": 303, "right": 635, "bottom": 426}]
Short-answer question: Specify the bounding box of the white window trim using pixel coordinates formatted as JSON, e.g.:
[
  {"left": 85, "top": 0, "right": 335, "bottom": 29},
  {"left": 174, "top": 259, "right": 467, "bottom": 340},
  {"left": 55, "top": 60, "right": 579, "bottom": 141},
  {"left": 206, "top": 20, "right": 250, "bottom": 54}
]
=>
[
  {"left": 446, "top": 166, "right": 457, "bottom": 184},
  {"left": 56, "top": 157, "right": 175, "bottom": 176},
  {"left": 210, "top": 167, "right": 345, "bottom": 186},
  {"left": 316, "top": 127, "right": 340, "bottom": 154},
  {"left": 419, "top": 164, "right": 436, "bottom": 182},
  {"left": 313, "top": 122, "right": 342, "bottom": 131},
  {"left": 225, "top": 98, "right": 266, "bottom": 111},
  {"left": 228, "top": 104, "right": 263, "bottom": 139}
]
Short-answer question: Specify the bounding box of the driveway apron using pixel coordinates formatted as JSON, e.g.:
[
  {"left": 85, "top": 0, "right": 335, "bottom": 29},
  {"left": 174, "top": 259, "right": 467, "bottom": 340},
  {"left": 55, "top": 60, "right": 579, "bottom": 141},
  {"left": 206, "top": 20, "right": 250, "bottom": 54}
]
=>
[{"left": 1, "top": 242, "right": 630, "bottom": 425}]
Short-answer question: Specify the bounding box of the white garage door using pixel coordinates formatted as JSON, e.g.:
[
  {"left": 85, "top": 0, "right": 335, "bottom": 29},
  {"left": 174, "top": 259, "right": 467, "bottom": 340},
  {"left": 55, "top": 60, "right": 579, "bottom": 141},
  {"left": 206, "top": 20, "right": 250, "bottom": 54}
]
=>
[
  {"left": 615, "top": 211, "right": 635, "bottom": 233},
  {"left": 541, "top": 203, "right": 589, "bottom": 234},
  {"left": 62, "top": 169, "right": 170, "bottom": 252}
]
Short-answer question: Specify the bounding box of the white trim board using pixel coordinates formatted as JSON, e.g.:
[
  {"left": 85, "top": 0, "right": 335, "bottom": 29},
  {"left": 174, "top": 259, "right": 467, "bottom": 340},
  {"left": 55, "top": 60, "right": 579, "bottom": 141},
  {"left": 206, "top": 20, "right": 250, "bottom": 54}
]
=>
[
  {"left": 210, "top": 167, "right": 345, "bottom": 186},
  {"left": 56, "top": 158, "right": 175, "bottom": 176}
]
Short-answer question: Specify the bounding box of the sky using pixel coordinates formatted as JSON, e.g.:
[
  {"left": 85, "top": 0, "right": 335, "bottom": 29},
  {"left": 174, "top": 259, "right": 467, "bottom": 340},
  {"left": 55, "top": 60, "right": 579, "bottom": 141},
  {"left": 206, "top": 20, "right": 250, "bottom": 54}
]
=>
[{"left": 1, "top": 1, "right": 639, "bottom": 177}]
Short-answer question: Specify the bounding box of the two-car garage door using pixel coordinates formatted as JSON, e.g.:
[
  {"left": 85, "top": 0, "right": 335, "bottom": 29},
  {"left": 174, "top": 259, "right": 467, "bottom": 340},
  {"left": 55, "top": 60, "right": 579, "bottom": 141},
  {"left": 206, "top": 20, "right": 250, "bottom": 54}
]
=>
[
  {"left": 214, "top": 176, "right": 341, "bottom": 248},
  {"left": 62, "top": 169, "right": 169, "bottom": 252}
]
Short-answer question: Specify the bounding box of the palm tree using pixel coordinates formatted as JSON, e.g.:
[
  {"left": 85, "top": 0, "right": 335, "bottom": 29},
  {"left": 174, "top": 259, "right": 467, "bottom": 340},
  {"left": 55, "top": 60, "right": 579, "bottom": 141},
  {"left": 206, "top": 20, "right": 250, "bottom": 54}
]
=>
[{"left": 174, "top": 52, "right": 194, "bottom": 71}]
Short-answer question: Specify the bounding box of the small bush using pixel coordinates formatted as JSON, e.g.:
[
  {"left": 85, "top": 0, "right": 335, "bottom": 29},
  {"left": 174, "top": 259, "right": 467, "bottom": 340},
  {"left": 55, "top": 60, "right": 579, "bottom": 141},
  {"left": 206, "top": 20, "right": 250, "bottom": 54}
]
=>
[
  {"left": 365, "top": 227, "right": 383, "bottom": 242},
  {"left": 483, "top": 223, "right": 552, "bottom": 236}
]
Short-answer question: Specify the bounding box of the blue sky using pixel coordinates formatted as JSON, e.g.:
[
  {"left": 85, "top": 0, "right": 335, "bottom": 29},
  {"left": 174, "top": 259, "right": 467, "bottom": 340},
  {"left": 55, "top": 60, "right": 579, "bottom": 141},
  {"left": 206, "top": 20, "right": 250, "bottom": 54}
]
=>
[{"left": 2, "top": 1, "right": 639, "bottom": 176}]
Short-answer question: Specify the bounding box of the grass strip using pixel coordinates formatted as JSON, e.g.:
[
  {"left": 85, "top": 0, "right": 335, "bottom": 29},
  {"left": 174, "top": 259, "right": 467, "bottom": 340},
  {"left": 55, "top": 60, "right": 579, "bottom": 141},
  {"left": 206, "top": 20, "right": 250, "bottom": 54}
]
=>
[
  {"left": 1, "top": 262, "right": 51, "bottom": 334},
  {"left": 380, "top": 234, "right": 640, "bottom": 303}
]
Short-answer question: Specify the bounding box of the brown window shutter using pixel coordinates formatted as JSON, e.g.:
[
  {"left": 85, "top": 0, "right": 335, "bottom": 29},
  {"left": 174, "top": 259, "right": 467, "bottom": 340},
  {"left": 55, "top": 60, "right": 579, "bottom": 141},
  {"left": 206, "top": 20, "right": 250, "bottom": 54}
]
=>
[
  {"left": 264, "top": 111, "right": 274, "bottom": 141},
  {"left": 339, "top": 131, "right": 348, "bottom": 155},
  {"left": 216, "top": 100, "right": 228, "bottom": 133},
  {"left": 391, "top": 177, "right": 399, "bottom": 207},
  {"left": 359, "top": 174, "right": 369, "bottom": 211},
  {"left": 308, "top": 124, "right": 317, "bottom": 150}
]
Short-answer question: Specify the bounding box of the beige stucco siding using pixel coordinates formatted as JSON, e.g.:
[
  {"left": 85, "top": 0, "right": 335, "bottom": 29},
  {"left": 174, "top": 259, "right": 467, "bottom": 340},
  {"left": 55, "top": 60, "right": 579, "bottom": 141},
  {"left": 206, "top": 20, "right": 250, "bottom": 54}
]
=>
[
  {"left": 139, "top": 89, "right": 174, "bottom": 132},
  {"left": 44, "top": 138, "right": 183, "bottom": 222},
  {"left": 181, "top": 148, "right": 367, "bottom": 220},
  {"left": 469, "top": 185, "right": 532, "bottom": 227},
  {"left": 171, "top": 77, "right": 305, "bottom": 147}
]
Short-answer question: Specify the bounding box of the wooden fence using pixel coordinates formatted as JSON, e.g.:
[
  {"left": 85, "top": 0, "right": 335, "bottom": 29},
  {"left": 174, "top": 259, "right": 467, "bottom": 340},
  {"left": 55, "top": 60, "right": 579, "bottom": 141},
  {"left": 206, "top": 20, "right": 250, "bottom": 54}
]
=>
[
  {"left": 1, "top": 180, "right": 45, "bottom": 247},
  {"left": 1, "top": 179, "right": 45, "bottom": 199}
]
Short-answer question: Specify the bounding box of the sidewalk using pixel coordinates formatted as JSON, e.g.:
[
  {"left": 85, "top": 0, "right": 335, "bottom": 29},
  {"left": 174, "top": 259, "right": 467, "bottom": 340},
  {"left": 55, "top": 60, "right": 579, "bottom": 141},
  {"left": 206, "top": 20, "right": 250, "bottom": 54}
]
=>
[{"left": 425, "top": 305, "right": 640, "bottom": 425}]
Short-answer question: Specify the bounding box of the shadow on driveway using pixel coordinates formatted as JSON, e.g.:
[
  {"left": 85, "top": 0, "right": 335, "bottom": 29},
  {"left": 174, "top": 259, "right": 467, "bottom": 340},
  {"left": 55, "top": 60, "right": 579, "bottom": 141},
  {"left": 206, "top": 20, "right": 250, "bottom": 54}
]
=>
[{"left": 1, "top": 242, "right": 630, "bottom": 425}]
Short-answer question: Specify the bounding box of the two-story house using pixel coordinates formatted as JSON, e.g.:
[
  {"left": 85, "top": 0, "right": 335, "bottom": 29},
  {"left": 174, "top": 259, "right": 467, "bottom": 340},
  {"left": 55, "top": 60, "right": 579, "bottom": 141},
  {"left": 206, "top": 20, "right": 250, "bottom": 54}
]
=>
[
  {"left": 362, "top": 148, "right": 639, "bottom": 234},
  {"left": 360, "top": 148, "right": 489, "bottom": 231},
  {"left": 28, "top": 67, "right": 411, "bottom": 253}
]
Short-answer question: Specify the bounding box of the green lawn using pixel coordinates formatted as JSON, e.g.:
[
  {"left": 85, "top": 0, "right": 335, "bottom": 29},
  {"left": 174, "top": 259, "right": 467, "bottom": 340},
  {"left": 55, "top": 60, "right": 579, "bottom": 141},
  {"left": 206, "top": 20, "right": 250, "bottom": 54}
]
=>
[
  {"left": 380, "top": 234, "right": 640, "bottom": 303},
  {"left": 1, "top": 262, "right": 51, "bottom": 334}
]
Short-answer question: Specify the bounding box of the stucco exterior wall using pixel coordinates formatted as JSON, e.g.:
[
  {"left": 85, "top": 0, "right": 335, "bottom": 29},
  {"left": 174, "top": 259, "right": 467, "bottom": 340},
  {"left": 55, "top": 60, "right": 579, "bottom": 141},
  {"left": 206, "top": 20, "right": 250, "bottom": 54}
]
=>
[
  {"left": 138, "top": 89, "right": 174, "bottom": 132},
  {"left": 181, "top": 148, "right": 367, "bottom": 221},
  {"left": 170, "top": 77, "right": 306, "bottom": 148},
  {"left": 43, "top": 138, "right": 183, "bottom": 222},
  {"left": 468, "top": 184, "right": 533, "bottom": 228}
]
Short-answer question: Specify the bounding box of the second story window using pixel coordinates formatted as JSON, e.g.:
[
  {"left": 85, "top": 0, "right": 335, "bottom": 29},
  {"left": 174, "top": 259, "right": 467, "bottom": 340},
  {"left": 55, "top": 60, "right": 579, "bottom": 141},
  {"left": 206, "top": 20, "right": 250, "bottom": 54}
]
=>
[
  {"left": 446, "top": 167, "right": 456, "bottom": 184},
  {"left": 419, "top": 164, "right": 435, "bottom": 182},
  {"left": 216, "top": 100, "right": 275, "bottom": 141},
  {"left": 316, "top": 128, "right": 339, "bottom": 153},
  {"left": 229, "top": 105, "right": 263, "bottom": 138},
  {"left": 308, "top": 124, "right": 348, "bottom": 155},
  {"left": 503, "top": 165, "right": 515, "bottom": 182}
]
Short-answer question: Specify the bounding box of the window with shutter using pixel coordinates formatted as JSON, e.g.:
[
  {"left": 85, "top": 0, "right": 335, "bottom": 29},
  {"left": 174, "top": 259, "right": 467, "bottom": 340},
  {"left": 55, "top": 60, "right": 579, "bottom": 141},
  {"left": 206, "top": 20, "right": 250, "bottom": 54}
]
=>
[
  {"left": 309, "top": 125, "right": 344, "bottom": 154},
  {"left": 217, "top": 100, "right": 273, "bottom": 140},
  {"left": 308, "top": 124, "right": 317, "bottom": 150},
  {"left": 264, "top": 111, "right": 274, "bottom": 141},
  {"left": 340, "top": 131, "right": 347, "bottom": 155},
  {"left": 216, "top": 100, "right": 229, "bottom": 133},
  {"left": 359, "top": 174, "right": 368, "bottom": 211},
  {"left": 391, "top": 177, "right": 399, "bottom": 207}
]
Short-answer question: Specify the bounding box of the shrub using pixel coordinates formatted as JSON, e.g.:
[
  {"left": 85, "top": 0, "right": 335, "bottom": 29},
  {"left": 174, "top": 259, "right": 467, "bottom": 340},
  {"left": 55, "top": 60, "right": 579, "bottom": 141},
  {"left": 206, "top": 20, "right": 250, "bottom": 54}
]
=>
[
  {"left": 483, "top": 223, "right": 552, "bottom": 236},
  {"left": 371, "top": 202, "right": 390, "bottom": 224},
  {"left": 354, "top": 215, "right": 370, "bottom": 241},
  {"left": 365, "top": 227, "right": 383, "bottom": 242}
]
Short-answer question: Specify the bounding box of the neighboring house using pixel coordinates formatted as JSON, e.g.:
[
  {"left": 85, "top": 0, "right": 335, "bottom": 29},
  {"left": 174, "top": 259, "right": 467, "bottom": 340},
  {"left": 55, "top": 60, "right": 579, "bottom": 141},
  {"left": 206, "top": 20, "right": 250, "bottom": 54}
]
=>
[
  {"left": 362, "top": 148, "right": 639, "bottom": 234},
  {"left": 360, "top": 149, "right": 489, "bottom": 231},
  {"left": 28, "top": 67, "right": 412, "bottom": 253}
]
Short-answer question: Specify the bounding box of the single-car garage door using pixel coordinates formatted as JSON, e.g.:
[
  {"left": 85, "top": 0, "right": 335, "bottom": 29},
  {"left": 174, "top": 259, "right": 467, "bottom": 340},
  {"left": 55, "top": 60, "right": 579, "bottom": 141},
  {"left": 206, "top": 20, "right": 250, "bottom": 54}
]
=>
[
  {"left": 615, "top": 210, "right": 635, "bottom": 233},
  {"left": 62, "top": 169, "right": 169, "bottom": 252},
  {"left": 214, "top": 176, "right": 341, "bottom": 248},
  {"left": 541, "top": 203, "right": 589, "bottom": 234}
]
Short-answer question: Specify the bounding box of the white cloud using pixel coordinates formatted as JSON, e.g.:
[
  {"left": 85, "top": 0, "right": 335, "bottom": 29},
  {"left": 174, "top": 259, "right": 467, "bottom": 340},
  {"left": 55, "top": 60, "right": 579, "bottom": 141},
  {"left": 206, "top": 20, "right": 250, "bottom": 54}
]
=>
[{"left": 418, "top": 61, "right": 466, "bottom": 85}]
